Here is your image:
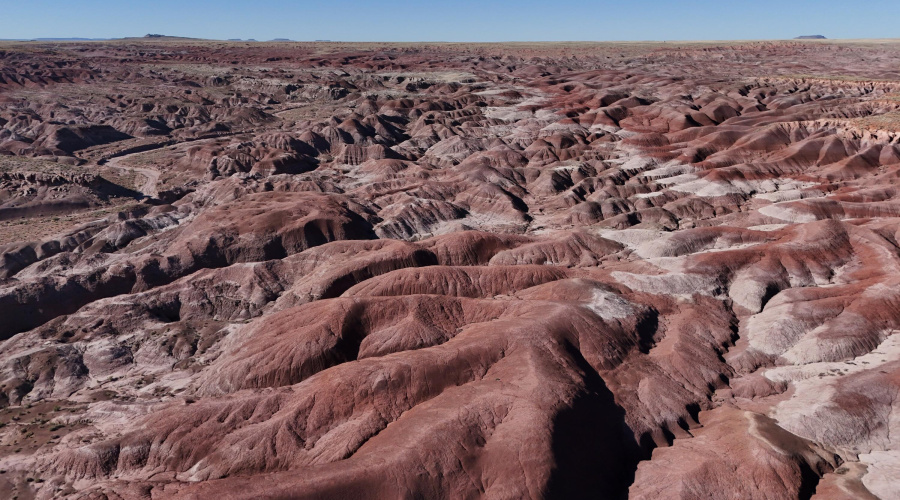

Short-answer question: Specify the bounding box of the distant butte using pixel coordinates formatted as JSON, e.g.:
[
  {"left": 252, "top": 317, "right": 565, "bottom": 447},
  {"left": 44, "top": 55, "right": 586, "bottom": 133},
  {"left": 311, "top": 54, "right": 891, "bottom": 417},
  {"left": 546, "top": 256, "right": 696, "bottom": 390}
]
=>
[
  {"left": 795, "top": 34, "right": 827, "bottom": 39},
  {"left": 0, "top": 39, "right": 898, "bottom": 499}
]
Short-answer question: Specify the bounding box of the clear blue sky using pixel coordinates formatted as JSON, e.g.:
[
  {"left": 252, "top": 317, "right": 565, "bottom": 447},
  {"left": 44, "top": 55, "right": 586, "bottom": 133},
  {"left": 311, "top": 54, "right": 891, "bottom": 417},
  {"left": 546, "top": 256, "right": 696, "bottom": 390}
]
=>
[{"left": 2, "top": 0, "right": 898, "bottom": 42}]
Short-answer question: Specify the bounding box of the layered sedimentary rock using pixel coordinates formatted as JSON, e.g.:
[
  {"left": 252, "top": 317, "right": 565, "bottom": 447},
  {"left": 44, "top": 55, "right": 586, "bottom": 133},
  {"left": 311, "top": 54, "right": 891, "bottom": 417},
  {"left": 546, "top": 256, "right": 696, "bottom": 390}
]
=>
[{"left": 1, "top": 39, "right": 900, "bottom": 499}]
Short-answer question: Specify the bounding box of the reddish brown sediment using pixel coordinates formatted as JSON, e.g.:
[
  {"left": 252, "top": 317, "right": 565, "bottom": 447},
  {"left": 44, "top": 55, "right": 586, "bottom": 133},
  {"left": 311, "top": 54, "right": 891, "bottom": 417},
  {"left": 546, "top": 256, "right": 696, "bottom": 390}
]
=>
[{"left": 1, "top": 39, "right": 900, "bottom": 499}]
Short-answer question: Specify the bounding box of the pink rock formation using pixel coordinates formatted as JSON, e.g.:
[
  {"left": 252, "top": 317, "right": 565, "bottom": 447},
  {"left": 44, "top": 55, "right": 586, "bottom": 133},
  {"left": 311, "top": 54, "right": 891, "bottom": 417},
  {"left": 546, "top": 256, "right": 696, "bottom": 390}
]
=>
[{"left": 0, "top": 39, "right": 899, "bottom": 499}]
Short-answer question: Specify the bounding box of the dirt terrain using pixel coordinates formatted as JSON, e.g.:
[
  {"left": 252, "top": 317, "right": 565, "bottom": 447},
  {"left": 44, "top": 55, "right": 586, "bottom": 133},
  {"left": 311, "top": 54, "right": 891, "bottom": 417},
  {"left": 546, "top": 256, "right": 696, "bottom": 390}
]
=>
[{"left": 1, "top": 38, "right": 900, "bottom": 499}]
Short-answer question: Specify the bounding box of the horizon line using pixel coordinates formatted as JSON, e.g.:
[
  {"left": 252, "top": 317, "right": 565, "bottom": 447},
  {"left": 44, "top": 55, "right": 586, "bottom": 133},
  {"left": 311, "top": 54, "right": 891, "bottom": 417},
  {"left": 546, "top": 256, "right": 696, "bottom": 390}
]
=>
[{"left": 4, "top": 36, "right": 900, "bottom": 44}]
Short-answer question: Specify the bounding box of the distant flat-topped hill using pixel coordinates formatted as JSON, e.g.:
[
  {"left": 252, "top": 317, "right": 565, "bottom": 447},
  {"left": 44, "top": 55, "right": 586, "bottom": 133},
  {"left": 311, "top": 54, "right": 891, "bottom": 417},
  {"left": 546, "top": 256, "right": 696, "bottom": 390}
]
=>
[{"left": 795, "top": 35, "right": 827, "bottom": 39}]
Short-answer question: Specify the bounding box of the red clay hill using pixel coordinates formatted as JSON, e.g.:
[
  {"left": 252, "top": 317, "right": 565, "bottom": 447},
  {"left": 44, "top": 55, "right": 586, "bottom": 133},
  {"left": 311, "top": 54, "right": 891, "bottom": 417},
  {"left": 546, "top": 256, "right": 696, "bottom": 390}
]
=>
[{"left": 0, "top": 38, "right": 899, "bottom": 499}]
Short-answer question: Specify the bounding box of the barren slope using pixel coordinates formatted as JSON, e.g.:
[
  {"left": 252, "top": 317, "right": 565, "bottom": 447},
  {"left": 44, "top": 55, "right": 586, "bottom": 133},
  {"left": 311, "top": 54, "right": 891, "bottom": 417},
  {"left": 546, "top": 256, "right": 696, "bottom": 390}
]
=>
[{"left": 1, "top": 39, "right": 900, "bottom": 499}]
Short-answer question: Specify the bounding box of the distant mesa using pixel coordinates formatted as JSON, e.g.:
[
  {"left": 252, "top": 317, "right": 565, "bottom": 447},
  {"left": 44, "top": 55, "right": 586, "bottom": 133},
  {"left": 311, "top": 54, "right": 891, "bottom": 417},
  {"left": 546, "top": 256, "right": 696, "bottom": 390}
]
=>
[
  {"left": 138, "top": 34, "right": 199, "bottom": 41},
  {"left": 795, "top": 35, "right": 826, "bottom": 39},
  {"left": 271, "top": 38, "right": 293, "bottom": 42}
]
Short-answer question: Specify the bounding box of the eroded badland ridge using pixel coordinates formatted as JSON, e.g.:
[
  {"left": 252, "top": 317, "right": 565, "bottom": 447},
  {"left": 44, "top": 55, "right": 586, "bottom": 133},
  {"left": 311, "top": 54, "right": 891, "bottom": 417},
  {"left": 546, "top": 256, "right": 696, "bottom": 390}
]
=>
[{"left": 0, "top": 39, "right": 899, "bottom": 499}]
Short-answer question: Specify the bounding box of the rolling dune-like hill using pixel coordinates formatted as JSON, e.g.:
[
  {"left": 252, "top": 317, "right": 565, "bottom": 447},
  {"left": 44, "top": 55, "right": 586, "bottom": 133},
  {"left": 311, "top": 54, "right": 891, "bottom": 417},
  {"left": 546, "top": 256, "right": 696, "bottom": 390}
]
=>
[{"left": 1, "top": 38, "right": 900, "bottom": 499}]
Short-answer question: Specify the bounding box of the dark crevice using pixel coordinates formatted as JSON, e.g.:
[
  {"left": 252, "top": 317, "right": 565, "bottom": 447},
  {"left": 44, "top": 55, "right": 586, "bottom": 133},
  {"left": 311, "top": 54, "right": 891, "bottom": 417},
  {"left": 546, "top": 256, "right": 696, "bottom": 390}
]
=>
[{"left": 545, "top": 340, "right": 643, "bottom": 500}]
